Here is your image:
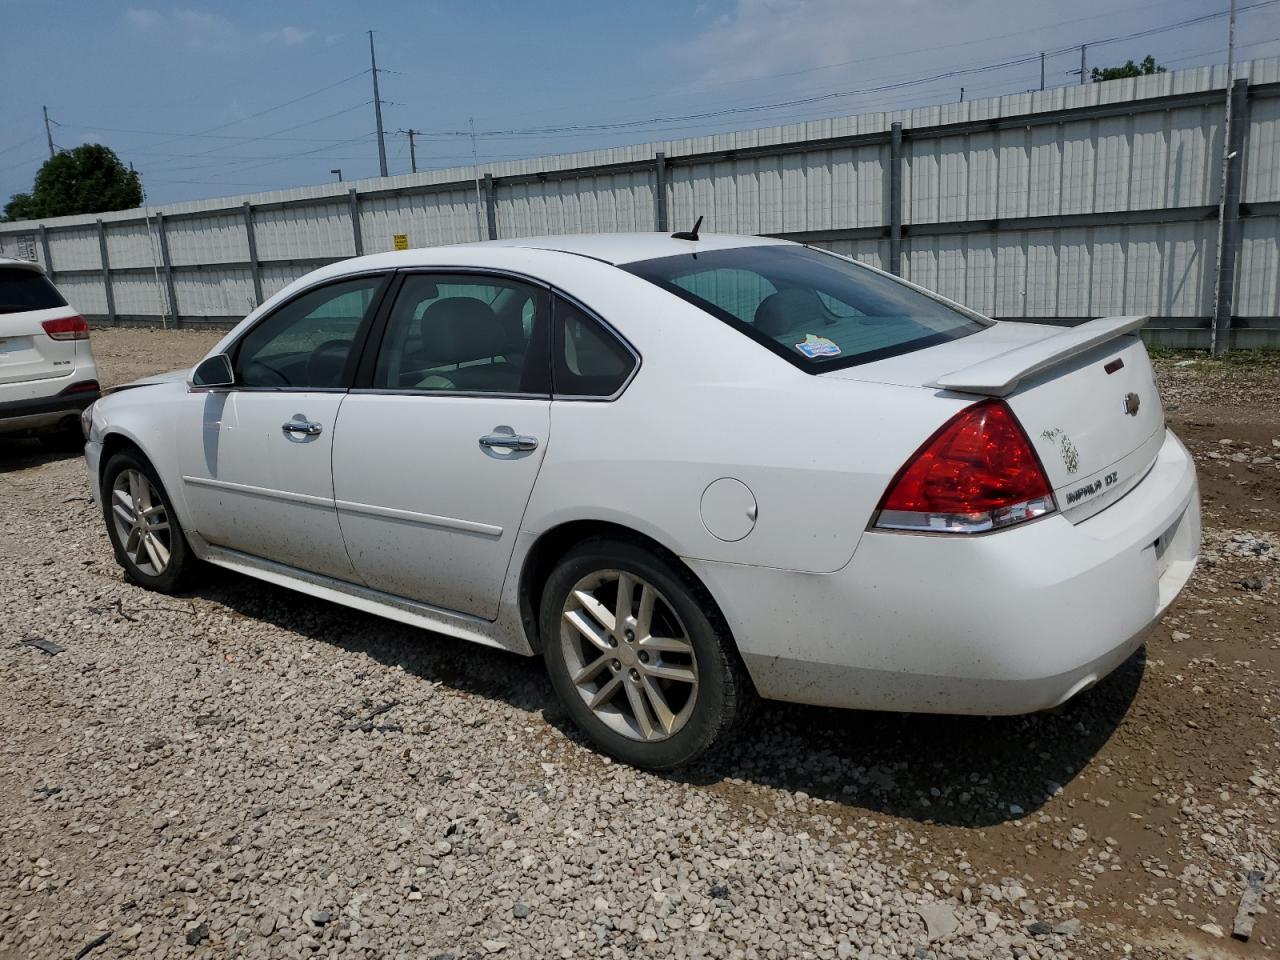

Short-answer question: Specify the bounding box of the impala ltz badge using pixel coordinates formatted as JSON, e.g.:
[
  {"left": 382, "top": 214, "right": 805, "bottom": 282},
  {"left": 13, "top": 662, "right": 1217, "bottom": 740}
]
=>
[{"left": 1123, "top": 392, "right": 1141, "bottom": 416}]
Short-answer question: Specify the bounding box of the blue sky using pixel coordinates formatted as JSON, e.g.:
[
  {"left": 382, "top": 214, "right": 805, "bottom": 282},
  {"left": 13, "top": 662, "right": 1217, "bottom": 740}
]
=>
[{"left": 2, "top": 0, "right": 1277, "bottom": 207}]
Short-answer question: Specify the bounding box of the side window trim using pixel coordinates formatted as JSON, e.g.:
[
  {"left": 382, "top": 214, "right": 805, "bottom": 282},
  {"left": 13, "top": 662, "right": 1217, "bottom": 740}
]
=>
[
  {"left": 550, "top": 289, "right": 641, "bottom": 402},
  {"left": 226, "top": 270, "right": 392, "bottom": 393},
  {"left": 351, "top": 266, "right": 554, "bottom": 399}
]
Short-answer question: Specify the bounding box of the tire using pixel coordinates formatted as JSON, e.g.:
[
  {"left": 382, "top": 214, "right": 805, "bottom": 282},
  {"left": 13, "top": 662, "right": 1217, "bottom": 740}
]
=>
[
  {"left": 539, "top": 538, "right": 752, "bottom": 769},
  {"left": 100, "top": 450, "right": 192, "bottom": 593}
]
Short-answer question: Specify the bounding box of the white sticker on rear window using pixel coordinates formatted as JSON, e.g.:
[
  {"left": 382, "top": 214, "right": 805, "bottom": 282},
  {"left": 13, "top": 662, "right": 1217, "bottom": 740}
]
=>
[{"left": 794, "top": 334, "right": 841, "bottom": 359}]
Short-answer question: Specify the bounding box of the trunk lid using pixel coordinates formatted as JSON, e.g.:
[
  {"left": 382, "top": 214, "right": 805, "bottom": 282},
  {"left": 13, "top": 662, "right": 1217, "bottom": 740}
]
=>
[{"left": 826, "top": 319, "right": 1165, "bottom": 522}]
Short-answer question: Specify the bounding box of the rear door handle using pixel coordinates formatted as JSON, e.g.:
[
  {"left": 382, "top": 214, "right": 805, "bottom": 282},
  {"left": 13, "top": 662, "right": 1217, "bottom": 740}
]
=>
[
  {"left": 479, "top": 433, "right": 538, "bottom": 451},
  {"left": 282, "top": 420, "right": 323, "bottom": 437}
]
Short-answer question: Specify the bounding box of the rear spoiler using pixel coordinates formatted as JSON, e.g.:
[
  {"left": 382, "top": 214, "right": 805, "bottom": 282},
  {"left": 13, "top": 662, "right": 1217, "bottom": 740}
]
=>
[{"left": 928, "top": 315, "right": 1149, "bottom": 397}]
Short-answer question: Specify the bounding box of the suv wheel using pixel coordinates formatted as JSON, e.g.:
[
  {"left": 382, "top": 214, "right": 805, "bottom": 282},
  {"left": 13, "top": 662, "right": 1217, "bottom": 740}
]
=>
[
  {"left": 101, "top": 450, "right": 191, "bottom": 592},
  {"left": 540, "top": 538, "right": 751, "bottom": 769}
]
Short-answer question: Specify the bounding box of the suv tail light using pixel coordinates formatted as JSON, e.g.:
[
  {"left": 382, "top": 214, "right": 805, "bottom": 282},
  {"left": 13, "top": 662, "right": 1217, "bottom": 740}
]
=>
[
  {"left": 59, "top": 379, "right": 100, "bottom": 395},
  {"left": 41, "top": 315, "right": 90, "bottom": 341},
  {"left": 874, "top": 399, "right": 1056, "bottom": 534}
]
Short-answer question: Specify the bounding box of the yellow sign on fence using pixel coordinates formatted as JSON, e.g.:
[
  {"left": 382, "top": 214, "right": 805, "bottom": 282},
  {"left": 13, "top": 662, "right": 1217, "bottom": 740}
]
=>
[{"left": 393, "top": 234, "right": 409, "bottom": 251}]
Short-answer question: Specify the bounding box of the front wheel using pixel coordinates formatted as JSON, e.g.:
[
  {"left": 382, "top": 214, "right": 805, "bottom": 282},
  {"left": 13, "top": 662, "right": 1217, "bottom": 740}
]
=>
[
  {"left": 100, "top": 450, "right": 192, "bottom": 593},
  {"left": 539, "top": 539, "right": 751, "bottom": 769}
]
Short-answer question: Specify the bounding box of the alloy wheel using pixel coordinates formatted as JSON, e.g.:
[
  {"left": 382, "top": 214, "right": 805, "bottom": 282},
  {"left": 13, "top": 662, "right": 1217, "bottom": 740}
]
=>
[
  {"left": 110, "top": 469, "right": 172, "bottom": 577},
  {"left": 560, "top": 570, "right": 699, "bottom": 742}
]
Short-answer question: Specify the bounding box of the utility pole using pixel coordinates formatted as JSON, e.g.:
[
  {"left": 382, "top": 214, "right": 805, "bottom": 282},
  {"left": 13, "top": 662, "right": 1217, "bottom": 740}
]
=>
[
  {"left": 1039, "top": 52, "right": 1046, "bottom": 91},
  {"left": 469, "top": 117, "right": 484, "bottom": 240},
  {"left": 42, "top": 106, "right": 55, "bottom": 159},
  {"left": 396, "top": 129, "right": 420, "bottom": 173},
  {"left": 959, "top": 87, "right": 965, "bottom": 102},
  {"left": 1210, "top": 0, "right": 1239, "bottom": 356},
  {"left": 1080, "top": 44, "right": 1088, "bottom": 84},
  {"left": 369, "top": 31, "right": 388, "bottom": 178}
]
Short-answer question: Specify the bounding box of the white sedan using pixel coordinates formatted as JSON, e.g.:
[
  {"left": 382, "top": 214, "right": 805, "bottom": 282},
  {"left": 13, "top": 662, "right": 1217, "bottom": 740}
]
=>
[{"left": 82, "top": 233, "right": 1200, "bottom": 769}]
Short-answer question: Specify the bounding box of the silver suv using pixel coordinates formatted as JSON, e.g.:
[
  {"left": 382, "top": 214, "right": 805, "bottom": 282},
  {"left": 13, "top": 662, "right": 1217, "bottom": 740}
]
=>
[{"left": 0, "top": 257, "right": 99, "bottom": 440}]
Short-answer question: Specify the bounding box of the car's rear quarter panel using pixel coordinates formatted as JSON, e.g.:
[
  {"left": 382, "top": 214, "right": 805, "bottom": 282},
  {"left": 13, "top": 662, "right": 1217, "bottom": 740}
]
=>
[{"left": 517, "top": 258, "right": 970, "bottom": 574}]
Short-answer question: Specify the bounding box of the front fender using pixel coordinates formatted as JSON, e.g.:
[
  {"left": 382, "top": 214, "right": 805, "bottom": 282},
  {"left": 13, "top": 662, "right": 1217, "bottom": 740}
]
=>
[{"left": 91, "top": 382, "right": 196, "bottom": 534}]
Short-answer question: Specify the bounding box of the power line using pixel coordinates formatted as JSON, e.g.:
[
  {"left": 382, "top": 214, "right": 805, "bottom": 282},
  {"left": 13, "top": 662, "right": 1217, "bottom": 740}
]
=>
[
  {"left": 136, "top": 69, "right": 372, "bottom": 155},
  {"left": 400, "top": 0, "right": 1280, "bottom": 140}
]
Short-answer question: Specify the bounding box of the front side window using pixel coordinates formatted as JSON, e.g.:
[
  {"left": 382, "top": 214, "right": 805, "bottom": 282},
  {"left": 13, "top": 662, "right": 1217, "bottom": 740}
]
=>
[
  {"left": 624, "top": 245, "right": 987, "bottom": 371},
  {"left": 234, "top": 275, "right": 384, "bottom": 388},
  {"left": 371, "top": 274, "right": 549, "bottom": 395},
  {"left": 552, "top": 296, "right": 636, "bottom": 398}
]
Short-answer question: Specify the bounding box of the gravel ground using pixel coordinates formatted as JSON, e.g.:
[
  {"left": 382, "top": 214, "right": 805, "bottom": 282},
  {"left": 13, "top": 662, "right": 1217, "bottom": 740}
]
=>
[{"left": 1, "top": 330, "right": 1277, "bottom": 960}]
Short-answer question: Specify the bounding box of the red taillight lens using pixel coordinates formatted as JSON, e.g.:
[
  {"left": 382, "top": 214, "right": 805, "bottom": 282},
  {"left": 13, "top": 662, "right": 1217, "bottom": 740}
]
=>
[
  {"left": 874, "top": 399, "right": 1056, "bottom": 534},
  {"left": 41, "top": 315, "right": 90, "bottom": 341},
  {"left": 59, "top": 379, "right": 99, "bottom": 395}
]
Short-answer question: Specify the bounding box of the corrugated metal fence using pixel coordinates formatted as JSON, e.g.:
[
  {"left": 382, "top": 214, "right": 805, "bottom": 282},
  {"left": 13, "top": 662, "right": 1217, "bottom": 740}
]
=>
[{"left": 3, "top": 58, "right": 1279, "bottom": 348}]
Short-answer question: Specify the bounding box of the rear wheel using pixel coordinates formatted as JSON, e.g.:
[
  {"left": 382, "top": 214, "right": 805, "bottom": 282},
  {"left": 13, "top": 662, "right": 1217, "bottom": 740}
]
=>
[
  {"left": 540, "top": 539, "right": 750, "bottom": 769},
  {"left": 101, "top": 451, "right": 191, "bottom": 593}
]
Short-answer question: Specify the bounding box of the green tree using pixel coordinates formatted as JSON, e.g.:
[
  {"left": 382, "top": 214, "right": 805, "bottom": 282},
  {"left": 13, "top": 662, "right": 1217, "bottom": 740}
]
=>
[
  {"left": 1091, "top": 55, "right": 1166, "bottom": 83},
  {"left": 3, "top": 144, "right": 142, "bottom": 221}
]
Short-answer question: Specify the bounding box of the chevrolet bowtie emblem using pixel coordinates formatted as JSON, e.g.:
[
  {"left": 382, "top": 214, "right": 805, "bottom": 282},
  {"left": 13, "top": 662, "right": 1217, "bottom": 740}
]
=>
[{"left": 1123, "top": 392, "right": 1141, "bottom": 416}]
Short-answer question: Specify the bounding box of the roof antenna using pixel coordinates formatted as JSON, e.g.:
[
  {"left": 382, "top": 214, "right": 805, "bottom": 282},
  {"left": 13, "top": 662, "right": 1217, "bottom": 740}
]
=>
[{"left": 671, "top": 215, "right": 702, "bottom": 241}]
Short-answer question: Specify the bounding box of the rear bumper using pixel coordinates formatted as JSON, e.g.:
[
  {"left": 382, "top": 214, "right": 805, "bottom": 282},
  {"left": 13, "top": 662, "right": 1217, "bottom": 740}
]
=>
[
  {"left": 688, "top": 428, "right": 1200, "bottom": 715},
  {"left": 0, "top": 388, "right": 99, "bottom": 433}
]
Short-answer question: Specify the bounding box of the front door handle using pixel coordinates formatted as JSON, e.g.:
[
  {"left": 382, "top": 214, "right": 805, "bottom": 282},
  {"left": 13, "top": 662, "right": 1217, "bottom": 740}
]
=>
[
  {"left": 479, "top": 433, "right": 538, "bottom": 451},
  {"left": 282, "top": 420, "right": 323, "bottom": 437}
]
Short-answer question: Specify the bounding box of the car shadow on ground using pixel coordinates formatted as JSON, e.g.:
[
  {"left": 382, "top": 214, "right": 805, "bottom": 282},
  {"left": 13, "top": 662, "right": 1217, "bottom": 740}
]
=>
[
  {"left": 0, "top": 435, "right": 85, "bottom": 473},
  {"left": 175, "top": 564, "right": 1142, "bottom": 829}
]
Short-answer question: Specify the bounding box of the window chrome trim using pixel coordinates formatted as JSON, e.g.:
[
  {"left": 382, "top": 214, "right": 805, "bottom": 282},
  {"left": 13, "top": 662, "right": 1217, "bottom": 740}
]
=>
[
  {"left": 347, "top": 388, "right": 549, "bottom": 401},
  {"left": 189, "top": 385, "right": 350, "bottom": 395},
  {"left": 549, "top": 287, "right": 641, "bottom": 403},
  {"left": 393, "top": 264, "right": 554, "bottom": 290}
]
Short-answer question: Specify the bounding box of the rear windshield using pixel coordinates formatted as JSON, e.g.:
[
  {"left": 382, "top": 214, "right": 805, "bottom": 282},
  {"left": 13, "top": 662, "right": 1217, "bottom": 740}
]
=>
[
  {"left": 623, "top": 245, "right": 986, "bottom": 371},
  {"left": 0, "top": 267, "right": 66, "bottom": 314}
]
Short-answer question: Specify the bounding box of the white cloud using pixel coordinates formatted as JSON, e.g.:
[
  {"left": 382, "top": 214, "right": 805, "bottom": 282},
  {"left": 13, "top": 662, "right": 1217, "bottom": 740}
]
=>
[
  {"left": 260, "top": 25, "right": 314, "bottom": 46},
  {"left": 123, "top": 7, "right": 233, "bottom": 47},
  {"left": 174, "top": 8, "right": 233, "bottom": 45},
  {"left": 125, "top": 8, "right": 162, "bottom": 29},
  {"left": 670, "top": 0, "right": 887, "bottom": 85}
]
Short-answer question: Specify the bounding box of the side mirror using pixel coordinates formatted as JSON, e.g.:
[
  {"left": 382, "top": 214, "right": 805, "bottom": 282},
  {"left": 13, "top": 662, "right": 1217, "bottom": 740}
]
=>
[{"left": 191, "top": 353, "right": 235, "bottom": 388}]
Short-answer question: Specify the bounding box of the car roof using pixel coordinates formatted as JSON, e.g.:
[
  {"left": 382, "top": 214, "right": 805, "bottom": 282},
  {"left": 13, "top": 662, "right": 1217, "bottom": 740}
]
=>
[
  {"left": 482, "top": 232, "right": 793, "bottom": 265},
  {"left": 0, "top": 256, "right": 45, "bottom": 274}
]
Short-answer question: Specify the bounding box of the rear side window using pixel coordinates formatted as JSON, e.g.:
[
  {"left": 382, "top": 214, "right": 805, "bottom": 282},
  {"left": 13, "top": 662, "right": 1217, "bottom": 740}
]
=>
[
  {"left": 0, "top": 268, "right": 66, "bottom": 314},
  {"left": 370, "top": 274, "right": 549, "bottom": 396},
  {"left": 624, "top": 245, "right": 987, "bottom": 372},
  {"left": 553, "top": 296, "right": 636, "bottom": 398}
]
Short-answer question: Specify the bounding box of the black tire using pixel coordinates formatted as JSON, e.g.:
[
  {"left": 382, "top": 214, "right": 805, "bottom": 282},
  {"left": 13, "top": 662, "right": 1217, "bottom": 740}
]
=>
[
  {"left": 100, "top": 449, "right": 192, "bottom": 593},
  {"left": 539, "top": 538, "right": 752, "bottom": 770}
]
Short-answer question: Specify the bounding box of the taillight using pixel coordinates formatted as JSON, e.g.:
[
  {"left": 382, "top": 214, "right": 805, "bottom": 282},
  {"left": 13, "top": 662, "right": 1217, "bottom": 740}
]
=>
[
  {"left": 41, "top": 315, "right": 90, "bottom": 341},
  {"left": 874, "top": 399, "right": 1056, "bottom": 534},
  {"left": 59, "top": 379, "right": 99, "bottom": 395}
]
